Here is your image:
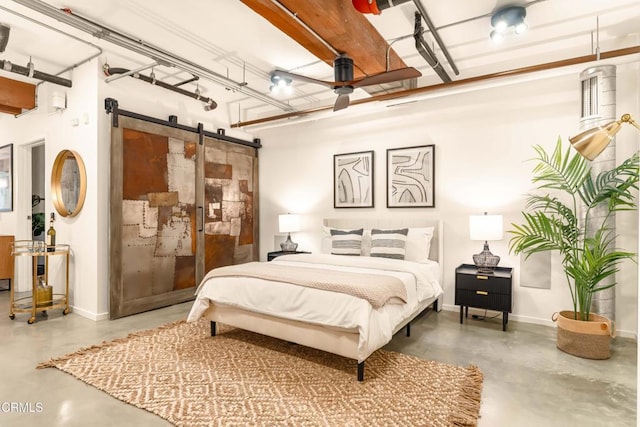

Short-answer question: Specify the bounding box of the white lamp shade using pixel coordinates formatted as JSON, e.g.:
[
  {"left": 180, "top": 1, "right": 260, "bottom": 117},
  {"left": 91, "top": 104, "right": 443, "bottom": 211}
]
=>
[
  {"left": 278, "top": 214, "right": 300, "bottom": 233},
  {"left": 469, "top": 214, "right": 503, "bottom": 241}
]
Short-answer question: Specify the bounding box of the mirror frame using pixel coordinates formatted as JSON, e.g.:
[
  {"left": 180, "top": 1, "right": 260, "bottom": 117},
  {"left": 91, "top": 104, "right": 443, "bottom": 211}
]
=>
[{"left": 51, "top": 149, "right": 87, "bottom": 217}]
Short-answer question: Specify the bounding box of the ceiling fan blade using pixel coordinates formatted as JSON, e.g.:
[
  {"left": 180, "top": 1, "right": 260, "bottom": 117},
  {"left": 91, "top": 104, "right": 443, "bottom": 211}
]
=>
[
  {"left": 352, "top": 67, "right": 422, "bottom": 88},
  {"left": 333, "top": 93, "right": 350, "bottom": 111},
  {"left": 272, "top": 69, "right": 334, "bottom": 88}
]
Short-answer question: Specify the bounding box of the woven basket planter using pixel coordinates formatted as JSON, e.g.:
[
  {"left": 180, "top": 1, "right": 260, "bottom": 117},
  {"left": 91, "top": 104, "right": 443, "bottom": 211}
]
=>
[{"left": 552, "top": 310, "right": 615, "bottom": 360}]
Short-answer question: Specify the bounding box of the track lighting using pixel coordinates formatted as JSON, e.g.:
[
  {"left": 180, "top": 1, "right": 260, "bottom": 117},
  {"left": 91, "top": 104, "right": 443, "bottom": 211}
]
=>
[
  {"left": 490, "top": 6, "right": 527, "bottom": 43},
  {"left": 269, "top": 74, "right": 292, "bottom": 95}
]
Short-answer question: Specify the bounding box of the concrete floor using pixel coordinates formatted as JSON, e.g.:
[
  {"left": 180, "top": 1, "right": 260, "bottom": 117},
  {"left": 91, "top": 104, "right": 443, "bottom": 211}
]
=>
[{"left": 0, "top": 290, "right": 636, "bottom": 427}]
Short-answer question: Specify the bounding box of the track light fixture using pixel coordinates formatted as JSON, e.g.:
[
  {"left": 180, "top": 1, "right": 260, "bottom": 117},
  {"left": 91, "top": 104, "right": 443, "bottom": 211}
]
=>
[
  {"left": 269, "top": 73, "right": 292, "bottom": 95},
  {"left": 490, "top": 6, "right": 527, "bottom": 43}
]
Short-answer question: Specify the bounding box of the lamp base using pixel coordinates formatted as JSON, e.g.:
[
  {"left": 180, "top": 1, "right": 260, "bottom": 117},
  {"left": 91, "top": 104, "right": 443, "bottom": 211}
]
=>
[
  {"left": 473, "top": 241, "right": 500, "bottom": 274},
  {"left": 280, "top": 233, "right": 298, "bottom": 252}
]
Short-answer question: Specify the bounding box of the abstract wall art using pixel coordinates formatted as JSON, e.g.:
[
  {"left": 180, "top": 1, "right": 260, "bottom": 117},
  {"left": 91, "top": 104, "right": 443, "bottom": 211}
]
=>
[
  {"left": 333, "top": 150, "right": 374, "bottom": 208},
  {"left": 387, "top": 145, "right": 435, "bottom": 208}
]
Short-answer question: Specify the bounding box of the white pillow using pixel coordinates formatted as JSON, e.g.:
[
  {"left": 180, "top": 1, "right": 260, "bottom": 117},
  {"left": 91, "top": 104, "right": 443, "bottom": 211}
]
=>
[
  {"left": 370, "top": 228, "right": 408, "bottom": 260},
  {"left": 330, "top": 228, "right": 364, "bottom": 256},
  {"left": 405, "top": 227, "right": 434, "bottom": 263}
]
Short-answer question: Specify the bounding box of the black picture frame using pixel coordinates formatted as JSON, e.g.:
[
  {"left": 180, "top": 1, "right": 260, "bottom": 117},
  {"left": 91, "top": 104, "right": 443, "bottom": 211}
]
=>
[
  {"left": 0, "top": 143, "right": 13, "bottom": 212},
  {"left": 387, "top": 144, "right": 435, "bottom": 208},
  {"left": 333, "top": 150, "right": 374, "bottom": 208}
]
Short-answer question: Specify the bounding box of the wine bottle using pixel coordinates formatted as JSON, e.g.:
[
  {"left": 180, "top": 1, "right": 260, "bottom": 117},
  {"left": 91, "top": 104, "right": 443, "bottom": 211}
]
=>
[{"left": 46, "top": 213, "right": 56, "bottom": 252}]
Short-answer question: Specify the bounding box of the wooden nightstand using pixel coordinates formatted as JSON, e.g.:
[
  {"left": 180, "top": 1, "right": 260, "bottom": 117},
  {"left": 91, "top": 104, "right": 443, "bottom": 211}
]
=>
[
  {"left": 267, "top": 250, "right": 310, "bottom": 261},
  {"left": 455, "top": 263, "right": 513, "bottom": 331}
]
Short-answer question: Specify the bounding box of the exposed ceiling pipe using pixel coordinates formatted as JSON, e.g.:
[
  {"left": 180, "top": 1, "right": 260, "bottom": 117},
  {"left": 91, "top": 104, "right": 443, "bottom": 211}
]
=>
[
  {"left": 414, "top": 13, "right": 451, "bottom": 83},
  {"left": 352, "top": 0, "right": 459, "bottom": 76},
  {"left": 231, "top": 45, "right": 640, "bottom": 129},
  {"left": 411, "top": 0, "right": 459, "bottom": 75},
  {"left": 10, "top": 0, "right": 295, "bottom": 112},
  {"left": 0, "top": 59, "right": 72, "bottom": 87},
  {"left": 104, "top": 66, "right": 217, "bottom": 111}
]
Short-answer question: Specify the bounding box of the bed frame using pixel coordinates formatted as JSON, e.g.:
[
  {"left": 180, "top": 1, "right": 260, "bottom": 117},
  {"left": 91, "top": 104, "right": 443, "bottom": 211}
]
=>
[{"left": 204, "top": 217, "right": 444, "bottom": 381}]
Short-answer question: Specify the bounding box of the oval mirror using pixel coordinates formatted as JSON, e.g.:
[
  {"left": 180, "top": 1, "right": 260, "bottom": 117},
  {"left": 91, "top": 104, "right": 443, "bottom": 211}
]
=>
[{"left": 51, "top": 150, "right": 87, "bottom": 217}]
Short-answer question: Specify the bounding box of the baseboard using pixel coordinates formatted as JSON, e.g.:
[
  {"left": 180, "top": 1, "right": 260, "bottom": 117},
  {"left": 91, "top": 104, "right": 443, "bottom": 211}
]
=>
[
  {"left": 440, "top": 304, "right": 637, "bottom": 339},
  {"left": 71, "top": 305, "right": 109, "bottom": 321}
]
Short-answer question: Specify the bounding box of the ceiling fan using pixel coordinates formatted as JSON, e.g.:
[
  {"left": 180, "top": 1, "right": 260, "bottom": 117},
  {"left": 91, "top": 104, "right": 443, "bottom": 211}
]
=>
[{"left": 272, "top": 54, "right": 422, "bottom": 111}]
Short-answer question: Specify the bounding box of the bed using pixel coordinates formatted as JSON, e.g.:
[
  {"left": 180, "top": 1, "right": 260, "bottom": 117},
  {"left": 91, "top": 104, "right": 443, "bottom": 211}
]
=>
[{"left": 187, "top": 218, "right": 444, "bottom": 380}]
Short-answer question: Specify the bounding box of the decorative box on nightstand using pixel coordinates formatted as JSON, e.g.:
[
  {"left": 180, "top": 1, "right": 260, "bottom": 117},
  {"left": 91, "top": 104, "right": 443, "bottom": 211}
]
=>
[
  {"left": 267, "top": 250, "right": 311, "bottom": 261},
  {"left": 455, "top": 263, "right": 513, "bottom": 331}
]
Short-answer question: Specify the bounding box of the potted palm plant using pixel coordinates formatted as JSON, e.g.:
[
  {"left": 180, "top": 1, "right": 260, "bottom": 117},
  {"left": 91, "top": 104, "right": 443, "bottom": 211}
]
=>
[{"left": 509, "top": 138, "right": 638, "bottom": 359}]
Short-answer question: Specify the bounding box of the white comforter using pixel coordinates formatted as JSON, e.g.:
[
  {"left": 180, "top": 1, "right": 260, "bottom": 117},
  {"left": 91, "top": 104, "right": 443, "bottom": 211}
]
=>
[{"left": 187, "top": 253, "right": 443, "bottom": 361}]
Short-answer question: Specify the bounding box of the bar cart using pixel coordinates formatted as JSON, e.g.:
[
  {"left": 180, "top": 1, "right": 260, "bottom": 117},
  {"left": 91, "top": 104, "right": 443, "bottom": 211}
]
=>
[{"left": 9, "top": 240, "right": 70, "bottom": 324}]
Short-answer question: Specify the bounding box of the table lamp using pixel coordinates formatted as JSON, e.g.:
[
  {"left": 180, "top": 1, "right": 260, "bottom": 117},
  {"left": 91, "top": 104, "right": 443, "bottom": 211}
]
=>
[
  {"left": 469, "top": 212, "right": 503, "bottom": 273},
  {"left": 279, "top": 213, "right": 300, "bottom": 252}
]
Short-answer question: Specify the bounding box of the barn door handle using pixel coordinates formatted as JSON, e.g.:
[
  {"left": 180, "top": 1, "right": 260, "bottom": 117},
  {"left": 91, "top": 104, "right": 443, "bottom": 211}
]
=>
[{"left": 198, "top": 206, "right": 204, "bottom": 232}]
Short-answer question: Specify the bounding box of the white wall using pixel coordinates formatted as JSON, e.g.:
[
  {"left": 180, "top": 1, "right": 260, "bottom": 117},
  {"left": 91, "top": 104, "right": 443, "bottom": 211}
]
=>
[{"left": 255, "top": 61, "right": 640, "bottom": 336}]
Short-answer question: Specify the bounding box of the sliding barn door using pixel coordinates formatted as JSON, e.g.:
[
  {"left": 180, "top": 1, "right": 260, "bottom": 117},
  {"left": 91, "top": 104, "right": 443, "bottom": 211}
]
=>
[
  {"left": 109, "top": 113, "right": 260, "bottom": 319},
  {"left": 201, "top": 136, "right": 258, "bottom": 272}
]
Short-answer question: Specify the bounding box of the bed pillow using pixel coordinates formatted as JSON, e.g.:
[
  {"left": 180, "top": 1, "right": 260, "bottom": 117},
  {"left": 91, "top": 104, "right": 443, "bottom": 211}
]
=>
[
  {"left": 330, "top": 228, "right": 364, "bottom": 256},
  {"left": 405, "top": 227, "right": 434, "bottom": 263},
  {"left": 370, "top": 228, "right": 409, "bottom": 260}
]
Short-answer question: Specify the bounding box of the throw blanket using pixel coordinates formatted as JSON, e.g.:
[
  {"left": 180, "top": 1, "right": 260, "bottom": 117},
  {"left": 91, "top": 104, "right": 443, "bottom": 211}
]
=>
[{"left": 202, "top": 262, "right": 407, "bottom": 309}]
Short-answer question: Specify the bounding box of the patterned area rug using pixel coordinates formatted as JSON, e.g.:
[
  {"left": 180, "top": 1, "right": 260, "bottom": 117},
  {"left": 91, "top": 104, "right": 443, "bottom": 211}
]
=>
[{"left": 38, "top": 320, "right": 483, "bottom": 426}]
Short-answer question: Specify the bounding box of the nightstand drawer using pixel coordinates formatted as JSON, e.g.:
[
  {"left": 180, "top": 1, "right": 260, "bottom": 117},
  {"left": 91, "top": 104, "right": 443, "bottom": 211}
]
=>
[
  {"left": 455, "top": 263, "right": 513, "bottom": 331},
  {"left": 455, "top": 289, "right": 511, "bottom": 312},
  {"left": 456, "top": 274, "right": 511, "bottom": 294}
]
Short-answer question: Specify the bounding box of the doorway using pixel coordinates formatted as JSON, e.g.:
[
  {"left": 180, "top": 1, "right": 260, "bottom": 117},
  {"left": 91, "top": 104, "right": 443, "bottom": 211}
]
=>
[{"left": 31, "top": 144, "right": 45, "bottom": 276}]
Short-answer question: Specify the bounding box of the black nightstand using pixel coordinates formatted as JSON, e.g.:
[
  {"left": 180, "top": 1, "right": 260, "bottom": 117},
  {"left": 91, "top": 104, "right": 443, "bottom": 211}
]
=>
[
  {"left": 267, "top": 250, "right": 310, "bottom": 261},
  {"left": 455, "top": 263, "right": 513, "bottom": 331}
]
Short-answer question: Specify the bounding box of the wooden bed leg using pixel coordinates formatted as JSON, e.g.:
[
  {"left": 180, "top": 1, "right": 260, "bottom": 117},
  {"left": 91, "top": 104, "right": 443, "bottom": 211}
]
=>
[
  {"left": 405, "top": 322, "right": 411, "bottom": 337},
  {"left": 210, "top": 321, "right": 216, "bottom": 337},
  {"left": 433, "top": 298, "right": 439, "bottom": 312},
  {"left": 357, "top": 361, "right": 364, "bottom": 382}
]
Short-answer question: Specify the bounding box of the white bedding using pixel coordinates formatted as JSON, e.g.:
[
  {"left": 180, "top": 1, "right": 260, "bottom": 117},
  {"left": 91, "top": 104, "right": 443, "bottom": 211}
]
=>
[{"left": 187, "top": 253, "right": 443, "bottom": 361}]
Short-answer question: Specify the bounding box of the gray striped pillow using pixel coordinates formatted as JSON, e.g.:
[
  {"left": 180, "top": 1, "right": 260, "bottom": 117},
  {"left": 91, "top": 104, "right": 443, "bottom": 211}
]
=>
[
  {"left": 370, "top": 228, "right": 409, "bottom": 260},
  {"left": 330, "top": 228, "right": 364, "bottom": 256}
]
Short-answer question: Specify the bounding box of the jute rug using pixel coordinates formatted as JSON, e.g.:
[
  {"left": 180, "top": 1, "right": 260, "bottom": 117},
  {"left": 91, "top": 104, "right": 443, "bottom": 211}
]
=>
[{"left": 38, "top": 320, "right": 483, "bottom": 426}]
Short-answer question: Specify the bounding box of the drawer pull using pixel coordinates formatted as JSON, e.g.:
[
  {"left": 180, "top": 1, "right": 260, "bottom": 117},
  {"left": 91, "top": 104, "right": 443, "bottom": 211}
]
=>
[
  {"left": 476, "top": 275, "right": 488, "bottom": 280},
  {"left": 476, "top": 290, "right": 489, "bottom": 296}
]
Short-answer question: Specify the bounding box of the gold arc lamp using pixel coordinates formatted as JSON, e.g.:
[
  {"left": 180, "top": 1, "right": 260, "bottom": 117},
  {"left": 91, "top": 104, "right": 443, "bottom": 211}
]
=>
[
  {"left": 469, "top": 212, "right": 504, "bottom": 273},
  {"left": 569, "top": 113, "right": 640, "bottom": 161}
]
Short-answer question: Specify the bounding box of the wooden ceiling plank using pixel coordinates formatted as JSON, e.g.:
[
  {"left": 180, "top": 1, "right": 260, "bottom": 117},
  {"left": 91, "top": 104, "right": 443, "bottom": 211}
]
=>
[
  {"left": 279, "top": 0, "right": 407, "bottom": 75},
  {"left": 240, "top": 0, "right": 336, "bottom": 65},
  {"left": 241, "top": 0, "right": 407, "bottom": 78},
  {"left": 0, "top": 75, "right": 36, "bottom": 112}
]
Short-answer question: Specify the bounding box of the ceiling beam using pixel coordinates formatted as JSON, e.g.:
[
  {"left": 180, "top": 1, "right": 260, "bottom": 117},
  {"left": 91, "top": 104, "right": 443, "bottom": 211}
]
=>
[
  {"left": 0, "top": 76, "right": 36, "bottom": 115},
  {"left": 240, "top": 0, "right": 408, "bottom": 78}
]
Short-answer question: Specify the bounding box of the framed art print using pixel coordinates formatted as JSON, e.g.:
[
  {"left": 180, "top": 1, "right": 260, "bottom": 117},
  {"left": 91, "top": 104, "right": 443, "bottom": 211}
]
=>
[
  {"left": 0, "top": 143, "right": 13, "bottom": 212},
  {"left": 334, "top": 150, "right": 374, "bottom": 208},
  {"left": 387, "top": 144, "right": 435, "bottom": 208}
]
